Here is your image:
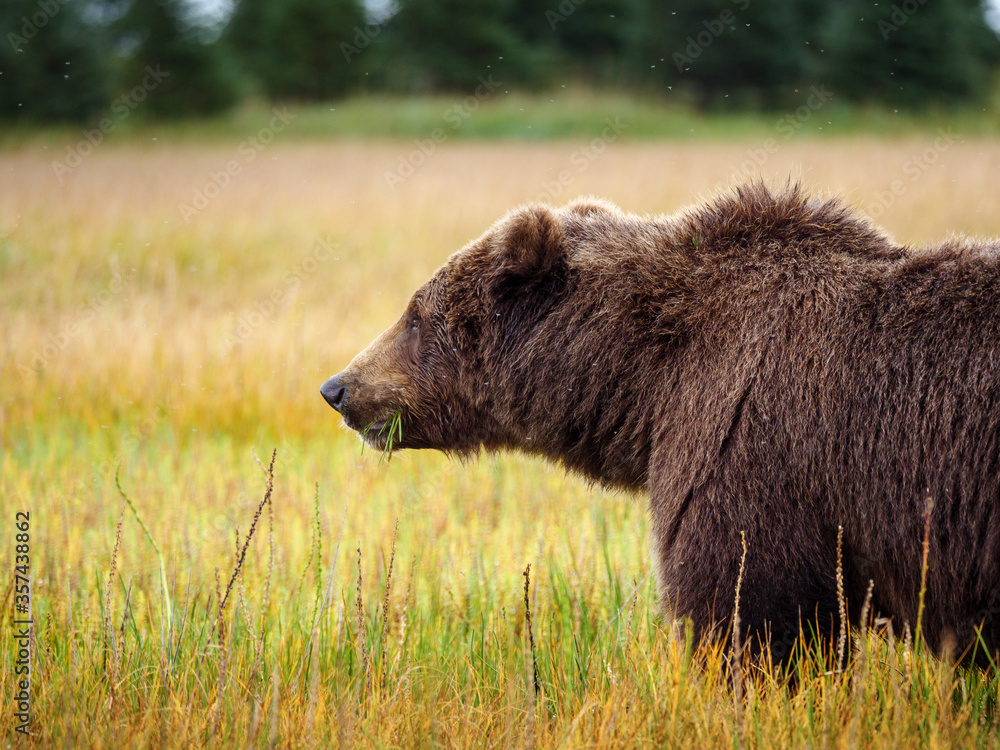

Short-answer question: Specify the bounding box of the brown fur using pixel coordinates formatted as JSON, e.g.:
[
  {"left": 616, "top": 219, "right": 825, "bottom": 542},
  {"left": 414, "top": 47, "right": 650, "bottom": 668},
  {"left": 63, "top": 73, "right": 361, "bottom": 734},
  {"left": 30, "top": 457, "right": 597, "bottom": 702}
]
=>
[{"left": 321, "top": 182, "right": 1000, "bottom": 666}]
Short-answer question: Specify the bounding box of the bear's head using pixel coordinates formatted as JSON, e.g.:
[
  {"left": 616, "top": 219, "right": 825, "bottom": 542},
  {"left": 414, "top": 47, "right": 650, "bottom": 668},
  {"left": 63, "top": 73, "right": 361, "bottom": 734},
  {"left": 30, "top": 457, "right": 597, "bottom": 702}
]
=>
[{"left": 320, "top": 203, "right": 569, "bottom": 457}]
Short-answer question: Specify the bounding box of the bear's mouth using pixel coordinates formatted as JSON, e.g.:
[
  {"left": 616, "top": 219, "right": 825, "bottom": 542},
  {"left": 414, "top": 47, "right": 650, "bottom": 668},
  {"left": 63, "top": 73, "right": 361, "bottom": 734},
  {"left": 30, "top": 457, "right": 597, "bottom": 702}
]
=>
[{"left": 358, "top": 410, "right": 405, "bottom": 452}]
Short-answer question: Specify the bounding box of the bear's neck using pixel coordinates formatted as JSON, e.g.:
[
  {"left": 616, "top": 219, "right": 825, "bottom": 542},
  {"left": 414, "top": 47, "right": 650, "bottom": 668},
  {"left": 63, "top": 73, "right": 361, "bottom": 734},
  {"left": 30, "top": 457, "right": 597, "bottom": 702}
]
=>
[{"left": 486, "top": 288, "right": 677, "bottom": 492}]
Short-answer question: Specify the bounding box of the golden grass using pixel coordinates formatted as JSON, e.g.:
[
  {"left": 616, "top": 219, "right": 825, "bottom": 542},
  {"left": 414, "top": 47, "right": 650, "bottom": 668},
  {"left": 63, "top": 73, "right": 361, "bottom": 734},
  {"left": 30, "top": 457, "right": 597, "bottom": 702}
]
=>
[{"left": 2, "top": 136, "right": 1000, "bottom": 747}]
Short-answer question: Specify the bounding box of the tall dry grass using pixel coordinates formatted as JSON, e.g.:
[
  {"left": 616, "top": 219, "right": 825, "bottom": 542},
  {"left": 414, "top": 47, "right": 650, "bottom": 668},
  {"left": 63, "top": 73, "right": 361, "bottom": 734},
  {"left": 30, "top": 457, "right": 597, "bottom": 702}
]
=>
[{"left": 2, "top": 137, "right": 1000, "bottom": 747}]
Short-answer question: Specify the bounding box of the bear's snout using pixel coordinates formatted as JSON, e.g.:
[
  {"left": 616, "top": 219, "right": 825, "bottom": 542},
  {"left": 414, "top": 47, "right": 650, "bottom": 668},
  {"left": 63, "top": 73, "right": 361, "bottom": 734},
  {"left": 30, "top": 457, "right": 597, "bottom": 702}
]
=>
[{"left": 320, "top": 374, "right": 347, "bottom": 412}]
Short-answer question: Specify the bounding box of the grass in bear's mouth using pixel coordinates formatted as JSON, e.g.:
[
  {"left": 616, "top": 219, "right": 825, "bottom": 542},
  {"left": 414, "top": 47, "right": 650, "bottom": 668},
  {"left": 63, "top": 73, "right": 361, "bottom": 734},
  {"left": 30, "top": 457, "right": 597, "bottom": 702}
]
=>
[{"left": 362, "top": 410, "right": 403, "bottom": 463}]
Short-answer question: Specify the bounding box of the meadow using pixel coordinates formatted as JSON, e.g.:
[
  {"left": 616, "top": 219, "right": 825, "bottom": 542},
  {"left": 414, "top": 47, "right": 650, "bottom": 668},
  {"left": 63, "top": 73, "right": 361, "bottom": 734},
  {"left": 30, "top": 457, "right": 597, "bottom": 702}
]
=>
[{"left": 3, "top": 103, "right": 1000, "bottom": 746}]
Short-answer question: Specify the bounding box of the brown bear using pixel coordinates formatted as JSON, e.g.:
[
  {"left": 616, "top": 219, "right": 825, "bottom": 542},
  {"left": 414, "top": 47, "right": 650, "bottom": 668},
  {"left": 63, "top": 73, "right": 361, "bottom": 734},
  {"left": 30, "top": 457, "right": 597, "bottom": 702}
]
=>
[{"left": 321, "top": 182, "right": 1000, "bottom": 667}]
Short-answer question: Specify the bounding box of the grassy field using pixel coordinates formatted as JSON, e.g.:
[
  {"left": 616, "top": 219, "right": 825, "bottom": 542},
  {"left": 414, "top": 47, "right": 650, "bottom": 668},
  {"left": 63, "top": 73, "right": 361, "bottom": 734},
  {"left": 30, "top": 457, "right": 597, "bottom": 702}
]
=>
[
  {"left": 3, "top": 129, "right": 1000, "bottom": 747},
  {"left": 5, "top": 89, "right": 1000, "bottom": 146}
]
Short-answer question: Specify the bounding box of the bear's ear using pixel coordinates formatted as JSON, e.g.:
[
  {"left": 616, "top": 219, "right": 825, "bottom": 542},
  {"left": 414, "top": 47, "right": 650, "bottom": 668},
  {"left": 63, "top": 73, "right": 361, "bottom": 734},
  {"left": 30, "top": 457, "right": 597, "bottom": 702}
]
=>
[{"left": 495, "top": 204, "right": 564, "bottom": 280}]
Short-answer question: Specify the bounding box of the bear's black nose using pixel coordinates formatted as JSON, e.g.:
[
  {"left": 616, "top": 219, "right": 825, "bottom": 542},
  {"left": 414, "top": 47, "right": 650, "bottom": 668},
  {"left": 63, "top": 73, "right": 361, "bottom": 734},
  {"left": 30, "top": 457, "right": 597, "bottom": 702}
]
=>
[{"left": 320, "top": 375, "right": 347, "bottom": 412}]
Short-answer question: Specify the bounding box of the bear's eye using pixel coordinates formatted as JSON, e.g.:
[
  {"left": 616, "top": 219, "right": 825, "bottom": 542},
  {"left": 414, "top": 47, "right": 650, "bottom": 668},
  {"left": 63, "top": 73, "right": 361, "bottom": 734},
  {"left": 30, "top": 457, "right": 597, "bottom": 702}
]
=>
[{"left": 409, "top": 316, "right": 420, "bottom": 332}]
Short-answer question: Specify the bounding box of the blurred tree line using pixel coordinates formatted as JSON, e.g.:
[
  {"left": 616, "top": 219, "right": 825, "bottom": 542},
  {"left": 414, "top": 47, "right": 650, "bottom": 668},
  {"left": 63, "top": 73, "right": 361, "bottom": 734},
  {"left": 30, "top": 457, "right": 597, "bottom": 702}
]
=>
[{"left": 2, "top": 0, "right": 999, "bottom": 122}]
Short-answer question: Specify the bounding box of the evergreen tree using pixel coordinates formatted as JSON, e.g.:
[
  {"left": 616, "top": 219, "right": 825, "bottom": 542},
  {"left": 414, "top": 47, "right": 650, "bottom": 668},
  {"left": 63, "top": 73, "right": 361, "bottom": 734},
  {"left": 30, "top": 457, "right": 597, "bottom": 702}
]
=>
[
  {"left": 225, "top": 0, "right": 276, "bottom": 94},
  {"left": 0, "top": 0, "right": 113, "bottom": 121},
  {"left": 656, "top": 0, "right": 813, "bottom": 108},
  {"left": 4, "top": 0, "right": 999, "bottom": 119},
  {"left": 534, "top": 0, "right": 648, "bottom": 86},
  {"left": 227, "top": 0, "right": 366, "bottom": 100},
  {"left": 382, "top": 0, "right": 532, "bottom": 91},
  {"left": 820, "top": 0, "right": 1000, "bottom": 107},
  {"left": 264, "top": 0, "right": 366, "bottom": 99},
  {"left": 226, "top": 0, "right": 271, "bottom": 65},
  {"left": 114, "top": 0, "right": 242, "bottom": 117}
]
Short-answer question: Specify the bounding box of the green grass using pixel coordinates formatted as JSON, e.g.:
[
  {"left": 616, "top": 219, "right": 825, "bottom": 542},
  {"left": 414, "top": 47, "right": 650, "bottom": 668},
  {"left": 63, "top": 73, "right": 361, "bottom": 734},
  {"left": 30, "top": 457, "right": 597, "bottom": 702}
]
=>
[
  {"left": 362, "top": 410, "right": 404, "bottom": 464},
  {"left": 4, "top": 86, "right": 1000, "bottom": 147},
  {"left": 3, "top": 433, "right": 998, "bottom": 747}
]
